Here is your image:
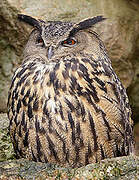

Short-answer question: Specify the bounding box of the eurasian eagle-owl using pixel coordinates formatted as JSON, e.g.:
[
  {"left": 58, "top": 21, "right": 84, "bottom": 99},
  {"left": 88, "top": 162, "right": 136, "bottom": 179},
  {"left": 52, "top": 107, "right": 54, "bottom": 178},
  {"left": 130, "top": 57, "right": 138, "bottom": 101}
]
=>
[{"left": 7, "top": 14, "right": 134, "bottom": 168}]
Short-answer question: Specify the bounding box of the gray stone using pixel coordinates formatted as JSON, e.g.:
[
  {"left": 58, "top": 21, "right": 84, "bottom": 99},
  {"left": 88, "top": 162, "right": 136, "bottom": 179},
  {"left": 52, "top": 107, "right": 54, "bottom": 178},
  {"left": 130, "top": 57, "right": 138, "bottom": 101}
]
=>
[{"left": 0, "top": 0, "right": 30, "bottom": 112}]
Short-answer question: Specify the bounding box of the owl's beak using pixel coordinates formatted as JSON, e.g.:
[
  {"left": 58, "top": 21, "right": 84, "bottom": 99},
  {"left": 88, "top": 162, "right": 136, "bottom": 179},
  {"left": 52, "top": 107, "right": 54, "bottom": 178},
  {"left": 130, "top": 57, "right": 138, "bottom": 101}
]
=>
[{"left": 47, "top": 46, "right": 54, "bottom": 59}]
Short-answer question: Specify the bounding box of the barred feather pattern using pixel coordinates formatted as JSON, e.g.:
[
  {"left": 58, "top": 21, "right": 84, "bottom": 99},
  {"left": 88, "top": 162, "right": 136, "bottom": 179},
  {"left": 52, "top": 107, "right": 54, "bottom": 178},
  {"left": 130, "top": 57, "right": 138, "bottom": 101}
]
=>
[{"left": 7, "top": 47, "right": 134, "bottom": 167}]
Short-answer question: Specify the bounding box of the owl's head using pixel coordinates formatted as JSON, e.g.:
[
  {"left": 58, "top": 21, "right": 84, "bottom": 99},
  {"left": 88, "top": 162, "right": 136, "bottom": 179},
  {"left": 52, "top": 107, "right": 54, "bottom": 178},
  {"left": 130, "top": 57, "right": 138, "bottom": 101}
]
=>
[{"left": 18, "top": 14, "right": 106, "bottom": 61}]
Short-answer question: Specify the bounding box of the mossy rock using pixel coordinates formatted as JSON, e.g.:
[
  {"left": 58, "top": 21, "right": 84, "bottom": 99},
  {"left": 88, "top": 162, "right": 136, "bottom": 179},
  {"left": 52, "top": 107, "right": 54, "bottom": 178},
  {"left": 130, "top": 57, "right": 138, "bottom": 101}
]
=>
[
  {"left": 0, "top": 114, "right": 15, "bottom": 162},
  {"left": 0, "top": 156, "right": 138, "bottom": 179}
]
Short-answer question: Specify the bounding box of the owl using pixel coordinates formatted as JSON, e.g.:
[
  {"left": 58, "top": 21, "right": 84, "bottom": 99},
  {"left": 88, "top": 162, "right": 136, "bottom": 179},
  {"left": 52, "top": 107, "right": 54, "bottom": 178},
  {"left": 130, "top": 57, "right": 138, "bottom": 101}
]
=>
[{"left": 7, "top": 14, "right": 134, "bottom": 168}]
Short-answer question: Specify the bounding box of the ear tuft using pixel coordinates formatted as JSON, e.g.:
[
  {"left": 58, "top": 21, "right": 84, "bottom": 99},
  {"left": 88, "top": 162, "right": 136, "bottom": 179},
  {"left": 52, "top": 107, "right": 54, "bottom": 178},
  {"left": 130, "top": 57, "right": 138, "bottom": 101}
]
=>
[
  {"left": 70, "top": 16, "right": 106, "bottom": 36},
  {"left": 18, "top": 14, "right": 41, "bottom": 31}
]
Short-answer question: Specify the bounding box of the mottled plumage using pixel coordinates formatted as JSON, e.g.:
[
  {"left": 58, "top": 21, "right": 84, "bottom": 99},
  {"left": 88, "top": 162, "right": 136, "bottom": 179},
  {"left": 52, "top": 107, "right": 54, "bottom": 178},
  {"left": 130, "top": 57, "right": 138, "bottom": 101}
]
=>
[{"left": 7, "top": 14, "right": 134, "bottom": 168}]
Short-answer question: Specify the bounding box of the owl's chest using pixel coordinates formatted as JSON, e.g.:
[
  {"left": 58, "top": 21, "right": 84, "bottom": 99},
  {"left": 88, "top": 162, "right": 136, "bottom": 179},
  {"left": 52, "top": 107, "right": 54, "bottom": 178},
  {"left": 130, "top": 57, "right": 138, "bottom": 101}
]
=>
[{"left": 9, "top": 58, "right": 120, "bottom": 117}]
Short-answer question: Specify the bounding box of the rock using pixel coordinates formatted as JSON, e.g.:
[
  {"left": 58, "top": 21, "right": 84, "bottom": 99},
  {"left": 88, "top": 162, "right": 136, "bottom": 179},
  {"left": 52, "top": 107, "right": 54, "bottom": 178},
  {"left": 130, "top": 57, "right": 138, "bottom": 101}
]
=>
[
  {"left": 0, "top": 0, "right": 31, "bottom": 112},
  {"left": 0, "top": 113, "right": 15, "bottom": 162},
  {"left": 134, "top": 122, "right": 139, "bottom": 156},
  {"left": 0, "top": 156, "right": 138, "bottom": 179},
  {"left": 0, "top": 0, "right": 139, "bottom": 123}
]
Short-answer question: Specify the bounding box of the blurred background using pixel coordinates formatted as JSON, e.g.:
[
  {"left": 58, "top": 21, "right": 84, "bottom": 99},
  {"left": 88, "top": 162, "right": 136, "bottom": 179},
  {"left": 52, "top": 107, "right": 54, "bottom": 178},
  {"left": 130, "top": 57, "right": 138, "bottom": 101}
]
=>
[{"left": 0, "top": 0, "right": 139, "bottom": 156}]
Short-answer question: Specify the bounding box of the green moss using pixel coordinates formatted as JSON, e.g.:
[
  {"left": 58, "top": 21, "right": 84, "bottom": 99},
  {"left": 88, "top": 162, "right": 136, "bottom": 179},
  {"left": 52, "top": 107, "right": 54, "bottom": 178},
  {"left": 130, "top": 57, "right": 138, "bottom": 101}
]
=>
[{"left": 0, "top": 128, "right": 15, "bottom": 162}]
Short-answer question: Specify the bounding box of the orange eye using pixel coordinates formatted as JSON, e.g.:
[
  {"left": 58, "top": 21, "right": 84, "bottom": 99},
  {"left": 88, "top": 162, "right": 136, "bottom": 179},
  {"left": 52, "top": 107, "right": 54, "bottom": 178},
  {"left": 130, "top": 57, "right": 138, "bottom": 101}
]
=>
[
  {"left": 37, "top": 37, "right": 44, "bottom": 44},
  {"left": 38, "top": 39, "right": 43, "bottom": 43},
  {"left": 62, "top": 38, "right": 76, "bottom": 46},
  {"left": 70, "top": 39, "right": 76, "bottom": 45}
]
